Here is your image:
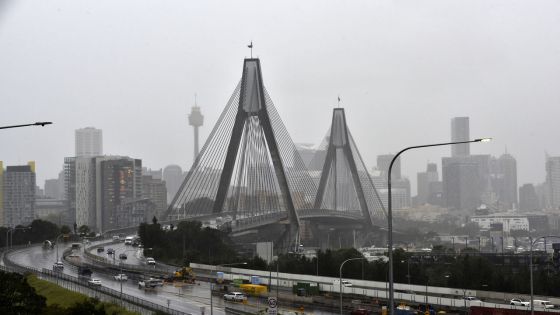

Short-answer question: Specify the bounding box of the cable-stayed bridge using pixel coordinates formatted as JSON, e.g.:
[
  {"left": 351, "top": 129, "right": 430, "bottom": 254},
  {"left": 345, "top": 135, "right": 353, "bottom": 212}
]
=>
[{"left": 165, "top": 58, "right": 387, "bottom": 251}]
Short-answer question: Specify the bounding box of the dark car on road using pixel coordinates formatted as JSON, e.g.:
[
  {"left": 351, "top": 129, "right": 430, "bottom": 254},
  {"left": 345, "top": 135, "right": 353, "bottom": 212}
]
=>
[
  {"left": 96, "top": 247, "right": 104, "bottom": 253},
  {"left": 119, "top": 253, "right": 127, "bottom": 260}
]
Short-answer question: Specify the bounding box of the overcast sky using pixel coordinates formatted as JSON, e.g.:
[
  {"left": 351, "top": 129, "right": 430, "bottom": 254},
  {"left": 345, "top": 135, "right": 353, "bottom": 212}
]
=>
[{"left": 1, "top": 0, "right": 559, "bottom": 195}]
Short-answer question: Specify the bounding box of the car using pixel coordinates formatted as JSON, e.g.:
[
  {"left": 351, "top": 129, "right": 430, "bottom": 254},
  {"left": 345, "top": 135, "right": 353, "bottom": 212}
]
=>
[
  {"left": 96, "top": 247, "right": 104, "bottom": 253},
  {"left": 146, "top": 257, "right": 156, "bottom": 265},
  {"left": 53, "top": 261, "right": 64, "bottom": 270},
  {"left": 350, "top": 309, "right": 372, "bottom": 315},
  {"left": 223, "top": 292, "right": 247, "bottom": 302},
  {"left": 510, "top": 299, "right": 530, "bottom": 306},
  {"left": 114, "top": 274, "right": 128, "bottom": 281},
  {"left": 138, "top": 279, "right": 157, "bottom": 289},
  {"left": 112, "top": 235, "right": 120, "bottom": 241},
  {"left": 464, "top": 296, "right": 482, "bottom": 304},
  {"left": 88, "top": 278, "right": 102, "bottom": 286},
  {"left": 341, "top": 280, "right": 353, "bottom": 287},
  {"left": 107, "top": 248, "right": 115, "bottom": 255},
  {"left": 119, "top": 253, "right": 127, "bottom": 260},
  {"left": 532, "top": 300, "right": 554, "bottom": 309}
]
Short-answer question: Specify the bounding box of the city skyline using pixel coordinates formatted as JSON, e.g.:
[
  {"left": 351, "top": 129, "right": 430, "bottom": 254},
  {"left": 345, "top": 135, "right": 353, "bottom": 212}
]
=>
[{"left": 1, "top": 0, "right": 560, "bottom": 195}]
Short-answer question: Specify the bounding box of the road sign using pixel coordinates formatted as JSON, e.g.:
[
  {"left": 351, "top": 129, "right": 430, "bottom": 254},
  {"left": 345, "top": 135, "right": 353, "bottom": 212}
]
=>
[{"left": 268, "top": 297, "right": 277, "bottom": 315}]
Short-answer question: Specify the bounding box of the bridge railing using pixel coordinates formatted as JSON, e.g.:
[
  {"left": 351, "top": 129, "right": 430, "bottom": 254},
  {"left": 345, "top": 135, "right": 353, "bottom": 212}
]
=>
[{"left": 1, "top": 249, "right": 189, "bottom": 315}]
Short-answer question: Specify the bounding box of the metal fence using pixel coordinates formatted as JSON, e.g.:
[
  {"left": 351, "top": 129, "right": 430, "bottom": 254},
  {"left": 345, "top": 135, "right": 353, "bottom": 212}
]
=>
[{"left": 2, "top": 249, "right": 190, "bottom": 315}]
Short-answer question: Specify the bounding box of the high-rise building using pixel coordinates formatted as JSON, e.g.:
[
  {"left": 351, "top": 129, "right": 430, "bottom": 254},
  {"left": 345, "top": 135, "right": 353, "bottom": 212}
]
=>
[
  {"left": 377, "top": 154, "right": 401, "bottom": 180},
  {"left": 416, "top": 163, "right": 439, "bottom": 205},
  {"left": 0, "top": 161, "right": 4, "bottom": 226},
  {"left": 489, "top": 153, "right": 518, "bottom": 210},
  {"left": 64, "top": 157, "right": 78, "bottom": 227},
  {"left": 545, "top": 156, "right": 560, "bottom": 210},
  {"left": 442, "top": 152, "right": 491, "bottom": 211},
  {"left": 142, "top": 175, "right": 167, "bottom": 218},
  {"left": 3, "top": 162, "right": 36, "bottom": 227},
  {"left": 75, "top": 127, "right": 103, "bottom": 157},
  {"left": 75, "top": 157, "right": 96, "bottom": 228},
  {"left": 163, "top": 164, "right": 183, "bottom": 202},
  {"left": 451, "top": 117, "right": 470, "bottom": 157},
  {"left": 519, "top": 183, "right": 539, "bottom": 211},
  {"left": 44, "top": 178, "right": 62, "bottom": 199},
  {"left": 98, "top": 158, "right": 142, "bottom": 231}
]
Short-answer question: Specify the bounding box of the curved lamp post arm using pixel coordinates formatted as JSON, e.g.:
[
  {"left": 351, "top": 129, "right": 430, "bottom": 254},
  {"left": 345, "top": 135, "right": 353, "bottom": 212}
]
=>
[
  {"left": 339, "top": 257, "right": 365, "bottom": 315},
  {"left": 387, "top": 137, "right": 491, "bottom": 315}
]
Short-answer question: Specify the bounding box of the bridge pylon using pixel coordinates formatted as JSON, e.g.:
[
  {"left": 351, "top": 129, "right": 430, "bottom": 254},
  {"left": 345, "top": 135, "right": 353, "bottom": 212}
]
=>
[
  {"left": 165, "top": 58, "right": 317, "bottom": 252},
  {"left": 312, "top": 108, "right": 387, "bottom": 229}
]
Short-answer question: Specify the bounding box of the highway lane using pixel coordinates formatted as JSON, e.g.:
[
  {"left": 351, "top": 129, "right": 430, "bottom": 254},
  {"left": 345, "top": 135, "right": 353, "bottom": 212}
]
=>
[{"left": 6, "top": 243, "right": 227, "bottom": 315}]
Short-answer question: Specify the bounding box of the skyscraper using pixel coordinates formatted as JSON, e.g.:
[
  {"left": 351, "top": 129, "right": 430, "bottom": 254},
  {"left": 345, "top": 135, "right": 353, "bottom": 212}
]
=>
[
  {"left": 451, "top": 117, "right": 470, "bottom": 157},
  {"left": 490, "top": 153, "right": 518, "bottom": 209},
  {"left": 3, "top": 162, "right": 36, "bottom": 227},
  {"left": 442, "top": 156, "right": 489, "bottom": 210},
  {"left": 546, "top": 156, "right": 560, "bottom": 209},
  {"left": 519, "top": 183, "right": 539, "bottom": 211},
  {"left": 75, "top": 127, "right": 103, "bottom": 157},
  {"left": 163, "top": 164, "right": 183, "bottom": 202},
  {"left": 416, "top": 163, "right": 439, "bottom": 205},
  {"left": 377, "top": 154, "right": 401, "bottom": 180}
]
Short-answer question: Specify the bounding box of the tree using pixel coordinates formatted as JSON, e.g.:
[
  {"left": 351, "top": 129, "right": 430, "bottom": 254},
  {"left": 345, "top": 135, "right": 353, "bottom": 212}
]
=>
[
  {"left": 0, "top": 270, "right": 46, "bottom": 314},
  {"left": 60, "top": 225, "right": 71, "bottom": 235},
  {"left": 78, "top": 225, "right": 90, "bottom": 236}
]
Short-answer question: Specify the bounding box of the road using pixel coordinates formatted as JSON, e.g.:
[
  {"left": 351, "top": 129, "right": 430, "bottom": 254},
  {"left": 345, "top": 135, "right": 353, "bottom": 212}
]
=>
[{"left": 5, "top": 242, "right": 226, "bottom": 315}]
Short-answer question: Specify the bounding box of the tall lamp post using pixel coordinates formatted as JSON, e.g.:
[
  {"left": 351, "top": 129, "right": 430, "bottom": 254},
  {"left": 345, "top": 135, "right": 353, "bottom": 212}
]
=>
[
  {"left": 529, "top": 235, "right": 560, "bottom": 315},
  {"left": 5, "top": 227, "right": 31, "bottom": 249},
  {"left": 212, "top": 262, "right": 247, "bottom": 315},
  {"left": 387, "top": 138, "right": 491, "bottom": 315},
  {"left": 55, "top": 233, "right": 66, "bottom": 263},
  {"left": 339, "top": 257, "right": 365, "bottom": 315},
  {"left": 115, "top": 248, "right": 138, "bottom": 305}
]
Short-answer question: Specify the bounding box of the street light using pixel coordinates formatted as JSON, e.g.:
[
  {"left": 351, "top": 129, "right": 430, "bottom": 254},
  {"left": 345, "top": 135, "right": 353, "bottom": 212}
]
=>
[
  {"left": 5, "top": 226, "right": 31, "bottom": 249},
  {"left": 339, "top": 257, "right": 365, "bottom": 315},
  {"left": 529, "top": 235, "right": 560, "bottom": 315},
  {"left": 211, "top": 262, "right": 247, "bottom": 315},
  {"left": 115, "top": 248, "right": 138, "bottom": 305},
  {"left": 387, "top": 137, "right": 491, "bottom": 315},
  {"left": 55, "top": 233, "right": 66, "bottom": 263}
]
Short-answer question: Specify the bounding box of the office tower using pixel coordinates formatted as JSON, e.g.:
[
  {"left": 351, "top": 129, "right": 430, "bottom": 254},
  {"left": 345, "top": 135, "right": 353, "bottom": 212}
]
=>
[
  {"left": 451, "top": 117, "right": 470, "bottom": 157},
  {"left": 442, "top": 153, "right": 491, "bottom": 211},
  {"left": 188, "top": 104, "right": 204, "bottom": 160},
  {"left": 490, "top": 153, "right": 518, "bottom": 210},
  {"left": 3, "top": 162, "right": 36, "bottom": 227},
  {"left": 99, "top": 158, "right": 142, "bottom": 231},
  {"left": 519, "top": 183, "right": 539, "bottom": 212},
  {"left": 64, "top": 157, "right": 77, "bottom": 225},
  {"left": 417, "top": 163, "right": 439, "bottom": 205},
  {"left": 141, "top": 175, "right": 167, "bottom": 218},
  {"left": 377, "top": 154, "right": 401, "bottom": 180},
  {"left": 163, "top": 164, "right": 183, "bottom": 202},
  {"left": 75, "top": 127, "right": 103, "bottom": 157},
  {"left": 75, "top": 157, "right": 96, "bottom": 228},
  {"left": 546, "top": 156, "right": 560, "bottom": 209},
  {"left": 44, "top": 178, "right": 62, "bottom": 199},
  {"left": 0, "top": 161, "right": 3, "bottom": 226}
]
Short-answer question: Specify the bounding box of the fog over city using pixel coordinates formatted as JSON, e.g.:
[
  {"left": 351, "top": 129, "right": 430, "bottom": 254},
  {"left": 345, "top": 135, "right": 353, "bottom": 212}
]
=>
[{"left": 1, "top": 0, "right": 560, "bottom": 194}]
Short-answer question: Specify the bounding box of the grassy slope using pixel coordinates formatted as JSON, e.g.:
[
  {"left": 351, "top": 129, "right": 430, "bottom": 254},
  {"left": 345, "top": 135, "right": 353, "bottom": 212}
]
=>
[{"left": 27, "top": 274, "right": 138, "bottom": 315}]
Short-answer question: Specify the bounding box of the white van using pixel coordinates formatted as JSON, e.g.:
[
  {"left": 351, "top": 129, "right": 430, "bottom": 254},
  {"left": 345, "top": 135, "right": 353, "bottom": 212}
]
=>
[
  {"left": 124, "top": 236, "right": 134, "bottom": 245},
  {"left": 532, "top": 300, "right": 554, "bottom": 309}
]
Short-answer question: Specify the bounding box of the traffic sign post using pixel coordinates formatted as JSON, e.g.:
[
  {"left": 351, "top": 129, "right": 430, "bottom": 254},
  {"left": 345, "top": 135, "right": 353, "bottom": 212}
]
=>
[{"left": 268, "top": 297, "right": 278, "bottom": 315}]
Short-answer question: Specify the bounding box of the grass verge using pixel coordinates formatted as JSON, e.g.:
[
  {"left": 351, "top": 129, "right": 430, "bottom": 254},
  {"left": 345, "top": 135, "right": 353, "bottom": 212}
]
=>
[{"left": 27, "top": 274, "right": 139, "bottom": 315}]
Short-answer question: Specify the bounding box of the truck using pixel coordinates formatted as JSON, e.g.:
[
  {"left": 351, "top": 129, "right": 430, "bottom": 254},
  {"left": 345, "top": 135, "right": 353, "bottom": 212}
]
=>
[
  {"left": 78, "top": 266, "right": 93, "bottom": 278},
  {"left": 293, "top": 282, "right": 320, "bottom": 296},
  {"left": 239, "top": 284, "right": 268, "bottom": 296},
  {"left": 173, "top": 267, "right": 196, "bottom": 283}
]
